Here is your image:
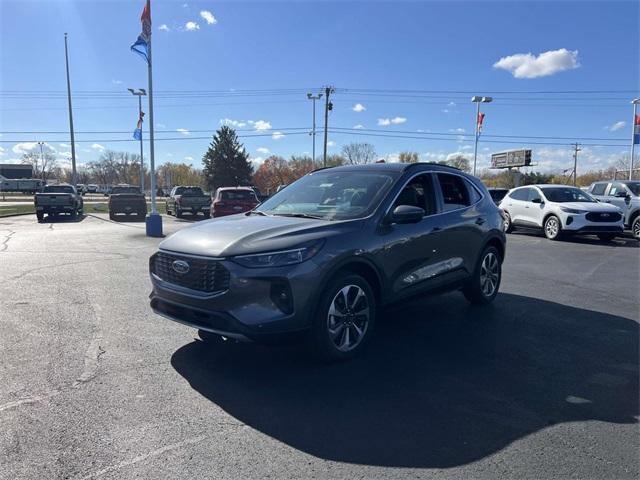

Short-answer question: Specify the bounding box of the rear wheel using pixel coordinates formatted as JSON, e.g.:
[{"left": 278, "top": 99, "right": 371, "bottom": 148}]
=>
[
  {"left": 597, "top": 233, "right": 616, "bottom": 242},
  {"left": 309, "top": 273, "right": 376, "bottom": 362},
  {"left": 544, "top": 215, "right": 562, "bottom": 240},
  {"left": 502, "top": 211, "right": 513, "bottom": 233},
  {"left": 463, "top": 246, "right": 502, "bottom": 305},
  {"left": 69, "top": 210, "right": 77, "bottom": 220},
  {"left": 109, "top": 212, "right": 115, "bottom": 221},
  {"left": 632, "top": 216, "right": 640, "bottom": 240},
  {"left": 36, "top": 212, "right": 44, "bottom": 223}
]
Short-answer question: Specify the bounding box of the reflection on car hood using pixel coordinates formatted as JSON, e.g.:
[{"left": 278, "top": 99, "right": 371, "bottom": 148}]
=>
[
  {"left": 159, "top": 214, "right": 359, "bottom": 257},
  {"left": 557, "top": 202, "right": 622, "bottom": 212}
]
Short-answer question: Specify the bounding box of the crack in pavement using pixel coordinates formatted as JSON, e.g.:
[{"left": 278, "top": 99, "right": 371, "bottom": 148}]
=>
[
  {"left": 0, "top": 390, "right": 61, "bottom": 412},
  {"left": 0, "top": 229, "right": 15, "bottom": 252},
  {"left": 72, "top": 337, "right": 106, "bottom": 387},
  {"left": 8, "top": 252, "right": 132, "bottom": 281}
]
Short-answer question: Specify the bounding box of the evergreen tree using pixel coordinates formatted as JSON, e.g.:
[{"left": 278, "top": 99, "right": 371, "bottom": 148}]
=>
[{"left": 202, "top": 126, "right": 253, "bottom": 190}]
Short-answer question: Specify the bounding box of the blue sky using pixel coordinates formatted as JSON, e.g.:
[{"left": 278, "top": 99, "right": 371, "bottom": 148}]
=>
[{"left": 1, "top": 0, "right": 638, "bottom": 174}]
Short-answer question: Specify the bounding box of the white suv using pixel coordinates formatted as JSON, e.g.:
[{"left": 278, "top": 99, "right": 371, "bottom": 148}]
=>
[{"left": 499, "top": 184, "right": 624, "bottom": 241}]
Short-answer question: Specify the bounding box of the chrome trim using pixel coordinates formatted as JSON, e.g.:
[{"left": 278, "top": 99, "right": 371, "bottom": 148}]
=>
[
  {"left": 151, "top": 272, "right": 228, "bottom": 299},
  {"left": 152, "top": 308, "right": 251, "bottom": 342}
]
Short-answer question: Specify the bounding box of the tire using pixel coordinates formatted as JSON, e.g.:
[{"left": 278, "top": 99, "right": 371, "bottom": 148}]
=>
[
  {"left": 176, "top": 208, "right": 182, "bottom": 219},
  {"left": 309, "top": 273, "right": 376, "bottom": 362},
  {"left": 502, "top": 211, "right": 513, "bottom": 233},
  {"left": 632, "top": 216, "right": 640, "bottom": 241},
  {"left": 544, "top": 215, "right": 562, "bottom": 240},
  {"left": 597, "top": 233, "right": 616, "bottom": 242},
  {"left": 203, "top": 212, "right": 211, "bottom": 219},
  {"left": 463, "top": 245, "right": 502, "bottom": 306},
  {"left": 109, "top": 212, "right": 115, "bottom": 221},
  {"left": 166, "top": 203, "right": 172, "bottom": 216},
  {"left": 69, "top": 210, "right": 77, "bottom": 220},
  {"left": 36, "top": 213, "right": 44, "bottom": 223}
]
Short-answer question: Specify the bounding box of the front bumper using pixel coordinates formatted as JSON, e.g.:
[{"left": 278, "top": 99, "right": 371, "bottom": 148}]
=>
[
  {"left": 560, "top": 213, "right": 623, "bottom": 235},
  {"left": 149, "top": 252, "right": 322, "bottom": 339},
  {"left": 36, "top": 205, "right": 75, "bottom": 213}
]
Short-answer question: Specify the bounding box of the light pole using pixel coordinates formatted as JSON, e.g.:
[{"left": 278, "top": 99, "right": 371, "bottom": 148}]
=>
[
  {"left": 471, "top": 96, "right": 493, "bottom": 176},
  {"left": 37, "top": 141, "right": 45, "bottom": 181},
  {"left": 128, "top": 88, "right": 147, "bottom": 192},
  {"left": 64, "top": 33, "right": 77, "bottom": 186},
  {"left": 307, "top": 93, "right": 323, "bottom": 163},
  {"left": 630, "top": 98, "right": 639, "bottom": 180}
]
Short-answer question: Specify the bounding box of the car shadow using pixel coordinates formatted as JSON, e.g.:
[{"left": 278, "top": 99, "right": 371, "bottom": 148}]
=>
[
  {"left": 170, "top": 292, "right": 638, "bottom": 468},
  {"left": 110, "top": 215, "right": 146, "bottom": 223},
  {"left": 509, "top": 230, "right": 638, "bottom": 248},
  {"left": 40, "top": 213, "right": 87, "bottom": 223}
]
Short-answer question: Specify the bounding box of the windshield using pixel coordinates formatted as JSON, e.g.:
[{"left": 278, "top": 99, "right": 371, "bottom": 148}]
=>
[
  {"left": 43, "top": 186, "right": 74, "bottom": 194},
  {"left": 176, "top": 187, "right": 204, "bottom": 196},
  {"left": 625, "top": 182, "right": 640, "bottom": 196},
  {"left": 257, "top": 170, "right": 398, "bottom": 220},
  {"left": 540, "top": 187, "right": 596, "bottom": 203},
  {"left": 220, "top": 190, "right": 257, "bottom": 201},
  {"left": 111, "top": 186, "right": 140, "bottom": 194}
]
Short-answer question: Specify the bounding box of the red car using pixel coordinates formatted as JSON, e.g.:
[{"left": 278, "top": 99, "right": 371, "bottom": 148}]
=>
[{"left": 211, "top": 187, "right": 260, "bottom": 217}]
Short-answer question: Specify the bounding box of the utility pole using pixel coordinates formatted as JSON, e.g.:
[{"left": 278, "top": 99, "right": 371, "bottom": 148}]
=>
[
  {"left": 322, "top": 86, "right": 334, "bottom": 168},
  {"left": 572, "top": 142, "right": 581, "bottom": 186},
  {"left": 307, "top": 92, "right": 323, "bottom": 163},
  {"left": 64, "top": 33, "right": 77, "bottom": 185},
  {"left": 37, "top": 141, "right": 45, "bottom": 182}
]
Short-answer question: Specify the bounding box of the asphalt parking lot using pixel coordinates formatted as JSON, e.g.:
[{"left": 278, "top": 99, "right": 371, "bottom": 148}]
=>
[{"left": 0, "top": 213, "right": 638, "bottom": 480}]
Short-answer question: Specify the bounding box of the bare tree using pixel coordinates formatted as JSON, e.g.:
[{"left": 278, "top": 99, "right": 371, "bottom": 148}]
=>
[
  {"left": 341, "top": 143, "right": 377, "bottom": 165},
  {"left": 441, "top": 154, "right": 471, "bottom": 173},
  {"left": 398, "top": 151, "right": 419, "bottom": 163},
  {"left": 21, "top": 151, "right": 58, "bottom": 182}
]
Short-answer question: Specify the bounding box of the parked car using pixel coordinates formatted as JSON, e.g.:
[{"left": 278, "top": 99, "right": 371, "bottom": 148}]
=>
[
  {"left": 586, "top": 180, "right": 640, "bottom": 240},
  {"left": 165, "top": 186, "right": 211, "bottom": 218},
  {"left": 108, "top": 185, "right": 147, "bottom": 221},
  {"left": 34, "top": 184, "right": 83, "bottom": 222},
  {"left": 86, "top": 184, "right": 99, "bottom": 194},
  {"left": 499, "top": 184, "right": 624, "bottom": 241},
  {"left": 76, "top": 184, "right": 87, "bottom": 195},
  {"left": 149, "top": 163, "right": 506, "bottom": 361},
  {"left": 487, "top": 188, "right": 509, "bottom": 205},
  {"left": 211, "top": 187, "right": 260, "bottom": 217}
]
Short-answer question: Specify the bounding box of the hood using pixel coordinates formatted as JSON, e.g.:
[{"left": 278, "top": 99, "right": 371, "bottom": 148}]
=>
[
  {"left": 560, "top": 202, "right": 622, "bottom": 212},
  {"left": 159, "top": 213, "right": 362, "bottom": 257}
]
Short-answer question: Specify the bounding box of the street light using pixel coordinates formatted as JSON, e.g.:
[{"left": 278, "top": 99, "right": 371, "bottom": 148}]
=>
[
  {"left": 128, "top": 88, "right": 147, "bottom": 192},
  {"left": 37, "top": 141, "right": 45, "bottom": 182},
  {"left": 471, "top": 96, "right": 493, "bottom": 176},
  {"left": 630, "top": 98, "right": 640, "bottom": 180},
  {"left": 307, "top": 92, "right": 323, "bottom": 163}
]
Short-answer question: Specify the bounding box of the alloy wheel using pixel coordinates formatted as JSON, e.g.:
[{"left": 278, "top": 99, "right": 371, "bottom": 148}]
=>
[
  {"left": 633, "top": 218, "right": 640, "bottom": 239},
  {"left": 327, "top": 285, "right": 370, "bottom": 352},
  {"left": 480, "top": 252, "right": 500, "bottom": 297},
  {"left": 545, "top": 217, "right": 559, "bottom": 239}
]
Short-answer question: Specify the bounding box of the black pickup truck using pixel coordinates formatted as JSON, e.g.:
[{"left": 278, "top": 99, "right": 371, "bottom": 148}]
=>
[
  {"left": 34, "top": 184, "right": 83, "bottom": 222},
  {"left": 108, "top": 185, "right": 147, "bottom": 220},
  {"left": 165, "top": 186, "right": 211, "bottom": 218}
]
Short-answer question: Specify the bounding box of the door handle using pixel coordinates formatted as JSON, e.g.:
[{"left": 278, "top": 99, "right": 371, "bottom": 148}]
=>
[{"left": 475, "top": 218, "right": 486, "bottom": 225}]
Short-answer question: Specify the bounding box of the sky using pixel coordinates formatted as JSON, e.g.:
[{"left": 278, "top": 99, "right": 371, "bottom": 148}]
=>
[{"left": 0, "top": 0, "right": 639, "bottom": 175}]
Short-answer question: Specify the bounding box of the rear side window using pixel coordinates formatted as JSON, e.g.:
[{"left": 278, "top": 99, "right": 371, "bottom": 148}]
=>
[
  {"left": 437, "top": 173, "right": 471, "bottom": 211},
  {"left": 590, "top": 183, "right": 607, "bottom": 195},
  {"left": 509, "top": 188, "right": 529, "bottom": 201}
]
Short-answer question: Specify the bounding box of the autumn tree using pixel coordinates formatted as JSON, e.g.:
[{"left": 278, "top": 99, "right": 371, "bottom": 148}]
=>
[
  {"left": 157, "top": 163, "right": 204, "bottom": 189},
  {"left": 440, "top": 154, "right": 471, "bottom": 173},
  {"left": 398, "top": 151, "right": 419, "bottom": 163},
  {"left": 202, "top": 126, "right": 253, "bottom": 190},
  {"left": 252, "top": 156, "right": 296, "bottom": 194}
]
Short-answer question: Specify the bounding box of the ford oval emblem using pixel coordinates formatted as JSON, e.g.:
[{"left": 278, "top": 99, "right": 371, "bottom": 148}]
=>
[
  {"left": 172, "top": 260, "right": 190, "bottom": 274},
  {"left": 601, "top": 213, "right": 610, "bottom": 217}
]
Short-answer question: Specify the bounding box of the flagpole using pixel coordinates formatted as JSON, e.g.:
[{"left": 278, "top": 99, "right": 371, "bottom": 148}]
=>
[{"left": 630, "top": 99, "right": 639, "bottom": 180}]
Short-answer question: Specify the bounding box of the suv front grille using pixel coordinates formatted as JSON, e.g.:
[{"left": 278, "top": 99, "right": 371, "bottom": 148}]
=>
[
  {"left": 151, "top": 251, "right": 230, "bottom": 294},
  {"left": 585, "top": 212, "right": 621, "bottom": 223}
]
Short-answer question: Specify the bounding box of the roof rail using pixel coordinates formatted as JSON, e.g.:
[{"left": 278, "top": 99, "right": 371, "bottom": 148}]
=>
[{"left": 402, "top": 161, "right": 462, "bottom": 172}]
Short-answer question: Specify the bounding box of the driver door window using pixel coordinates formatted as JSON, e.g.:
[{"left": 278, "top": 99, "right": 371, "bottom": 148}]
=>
[{"left": 392, "top": 174, "right": 437, "bottom": 216}]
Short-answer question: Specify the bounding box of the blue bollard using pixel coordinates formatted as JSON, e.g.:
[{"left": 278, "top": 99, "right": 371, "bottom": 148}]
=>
[{"left": 145, "top": 212, "right": 164, "bottom": 237}]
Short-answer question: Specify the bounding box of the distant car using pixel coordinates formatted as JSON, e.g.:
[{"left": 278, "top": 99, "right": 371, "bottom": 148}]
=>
[
  {"left": 499, "top": 184, "right": 624, "bottom": 241},
  {"left": 211, "top": 187, "right": 260, "bottom": 218},
  {"left": 76, "top": 184, "right": 87, "bottom": 195},
  {"left": 108, "top": 185, "right": 147, "bottom": 221},
  {"left": 166, "top": 186, "right": 211, "bottom": 218},
  {"left": 86, "top": 184, "right": 99, "bottom": 194},
  {"left": 586, "top": 180, "right": 640, "bottom": 240},
  {"left": 487, "top": 188, "right": 509, "bottom": 205},
  {"left": 34, "top": 184, "right": 83, "bottom": 222}
]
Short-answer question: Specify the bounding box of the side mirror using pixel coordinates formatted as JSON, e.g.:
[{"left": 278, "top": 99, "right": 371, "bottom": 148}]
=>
[
  {"left": 389, "top": 205, "right": 424, "bottom": 224},
  {"left": 531, "top": 197, "right": 544, "bottom": 204},
  {"left": 614, "top": 190, "right": 628, "bottom": 198}
]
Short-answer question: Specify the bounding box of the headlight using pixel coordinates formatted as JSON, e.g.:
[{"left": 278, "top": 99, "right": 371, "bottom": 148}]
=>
[
  {"left": 231, "top": 240, "right": 324, "bottom": 268},
  {"left": 560, "top": 207, "right": 585, "bottom": 214}
]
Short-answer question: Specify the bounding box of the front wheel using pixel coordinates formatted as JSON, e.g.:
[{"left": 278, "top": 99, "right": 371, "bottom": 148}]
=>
[
  {"left": 36, "top": 212, "right": 44, "bottom": 223},
  {"left": 175, "top": 208, "right": 182, "bottom": 219},
  {"left": 632, "top": 216, "right": 640, "bottom": 240},
  {"left": 502, "top": 211, "right": 513, "bottom": 233},
  {"left": 463, "top": 246, "right": 502, "bottom": 305},
  {"left": 544, "top": 215, "right": 562, "bottom": 240},
  {"left": 597, "top": 233, "right": 616, "bottom": 242},
  {"left": 309, "top": 273, "right": 376, "bottom": 362}
]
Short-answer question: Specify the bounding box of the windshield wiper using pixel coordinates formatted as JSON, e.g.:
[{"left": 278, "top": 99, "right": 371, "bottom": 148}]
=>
[
  {"left": 272, "top": 213, "right": 327, "bottom": 220},
  {"left": 246, "top": 210, "right": 269, "bottom": 216}
]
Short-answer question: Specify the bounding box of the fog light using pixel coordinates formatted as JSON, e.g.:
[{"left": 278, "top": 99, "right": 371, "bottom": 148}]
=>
[{"left": 270, "top": 281, "right": 293, "bottom": 314}]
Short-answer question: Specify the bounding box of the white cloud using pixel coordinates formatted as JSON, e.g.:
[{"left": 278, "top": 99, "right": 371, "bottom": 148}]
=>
[
  {"left": 391, "top": 117, "right": 406, "bottom": 125},
  {"left": 378, "top": 118, "right": 391, "bottom": 126},
  {"left": 176, "top": 128, "right": 190, "bottom": 135},
  {"left": 353, "top": 124, "right": 365, "bottom": 129},
  {"left": 447, "top": 101, "right": 456, "bottom": 107},
  {"left": 185, "top": 21, "right": 200, "bottom": 31},
  {"left": 0, "top": 146, "right": 5, "bottom": 156},
  {"left": 272, "top": 132, "right": 285, "bottom": 140},
  {"left": 493, "top": 48, "right": 580, "bottom": 79},
  {"left": 379, "top": 117, "right": 406, "bottom": 126},
  {"left": 352, "top": 103, "right": 366, "bottom": 112},
  {"left": 111, "top": 79, "right": 123, "bottom": 85},
  {"left": 156, "top": 123, "right": 166, "bottom": 129},
  {"left": 450, "top": 128, "right": 466, "bottom": 133},
  {"left": 91, "top": 143, "right": 105, "bottom": 151},
  {"left": 59, "top": 143, "right": 69, "bottom": 148},
  {"left": 251, "top": 156, "right": 265, "bottom": 167},
  {"left": 251, "top": 120, "right": 272, "bottom": 131},
  {"left": 256, "top": 147, "right": 270, "bottom": 154},
  {"left": 12, "top": 142, "right": 56, "bottom": 155},
  {"left": 327, "top": 141, "right": 336, "bottom": 147},
  {"left": 607, "top": 121, "right": 626, "bottom": 132},
  {"left": 184, "top": 156, "right": 194, "bottom": 162},
  {"left": 200, "top": 10, "right": 217, "bottom": 25},
  {"left": 220, "top": 118, "right": 247, "bottom": 128},
  {"left": 159, "top": 24, "right": 170, "bottom": 32}
]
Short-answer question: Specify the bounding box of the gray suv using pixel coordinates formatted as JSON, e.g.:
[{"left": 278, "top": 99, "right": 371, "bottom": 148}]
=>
[
  {"left": 149, "top": 163, "right": 506, "bottom": 361},
  {"left": 586, "top": 180, "right": 640, "bottom": 240}
]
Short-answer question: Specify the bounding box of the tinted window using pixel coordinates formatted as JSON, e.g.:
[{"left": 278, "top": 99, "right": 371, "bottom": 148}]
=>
[
  {"left": 540, "top": 187, "right": 595, "bottom": 203},
  {"left": 111, "top": 186, "right": 140, "bottom": 194},
  {"left": 466, "top": 180, "right": 483, "bottom": 204},
  {"left": 528, "top": 188, "right": 542, "bottom": 202},
  {"left": 393, "top": 174, "right": 437, "bottom": 215},
  {"left": 608, "top": 182, "right": 627, "bottom": 196},
  {"left": 176, "top": 187, "right": 204, "bottom": 196},
  {"left": 44, "top": 186, "right": 74, "bottom": 194},
  {"left": 220, "top": 190, "right": 257, "bottom": 201},
  {"left": 489, "top": 189, "right": 508, "bottom": 202},
  {"left": 509, "top": 188, "right": 529, "bottom": 201},
  {"left": 437, "top": 174, "right": 471, "bottom": 211},
  {"left": 590, "top": 183, "right": 607, "bottom": 195}
]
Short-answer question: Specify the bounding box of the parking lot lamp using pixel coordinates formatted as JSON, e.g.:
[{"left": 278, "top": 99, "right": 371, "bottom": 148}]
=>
[
  {"left": 307, "top": 93, "right": 323, "bottom": 163},
  {"left": 630, "top": 98, "right": 640, "bottom": 180},
  {"left": 471, "top": 96, "right": 492, "bottom": 176},
  {"left": 128, "top": 88, "right": 147, "bottom": 192}
]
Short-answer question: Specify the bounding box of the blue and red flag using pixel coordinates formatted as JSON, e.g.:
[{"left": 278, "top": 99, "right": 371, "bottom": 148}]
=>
[
  {"left": 634, "top": 114, "right": 640, "bottom": 145},
  {"left": 133, "top": 111, "right": 145, "bottom": 140},
  {"left": 131, "top": 0, "right": 151, "bottom": 64}
]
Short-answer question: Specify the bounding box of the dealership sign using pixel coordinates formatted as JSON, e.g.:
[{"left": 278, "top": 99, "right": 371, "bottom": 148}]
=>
[{"left": 491, "top": 149, "right": 532, "bottom": 169}]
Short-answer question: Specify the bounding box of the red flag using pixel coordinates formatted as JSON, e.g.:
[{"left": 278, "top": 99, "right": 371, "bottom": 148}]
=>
[
  {"left": 477, "top": 112, "right": 486, "bottom": 133},
  {"left": 635, "top": 115, "right": 640, "bottom": 126}
]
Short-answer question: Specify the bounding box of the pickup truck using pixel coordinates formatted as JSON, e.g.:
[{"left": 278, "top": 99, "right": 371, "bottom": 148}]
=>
[
  {"left": 108, "top": 185, "right": 147, "bottom": 221},
  {"left": 165, "top": 186, "right": 211, "bottom": 218},
  {"left": 586, "top": 180, "right": 640, "bottom": 240},
  {"left": 34, "top": 184, "right": 83, "bottom": 222}
]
